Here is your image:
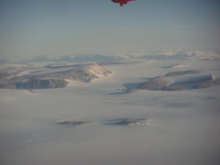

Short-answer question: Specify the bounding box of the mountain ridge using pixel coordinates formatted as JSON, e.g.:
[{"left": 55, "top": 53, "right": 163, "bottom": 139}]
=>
[{"left": 0, "top": 63, "right": 112, "bottom": 89}]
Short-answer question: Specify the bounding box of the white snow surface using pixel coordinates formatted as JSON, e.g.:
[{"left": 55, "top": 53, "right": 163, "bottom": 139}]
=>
[{"left": 0, "top": 59, "right": 220, "bottom": 165}]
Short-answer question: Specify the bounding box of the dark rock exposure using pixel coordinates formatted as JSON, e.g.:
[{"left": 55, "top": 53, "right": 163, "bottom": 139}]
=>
[
  {"left": 107, "top": 118, "right": 150, "bottom": 126},
  {"left": 136, "top": 76, "right": 171, "bottom": 90},
  {"left": 55, "top": 121, "right": 92, "bottom": 128},
  {"left": 0, "top": 63, "right": 111, "bottom": 89},
  {"left": 15, "top": 79, "right": 69, "bottom": 89},
  {"left": 135, "top": 70, "right": 220, "bottom": 91},
  {"left": 193, "top": 78, "right": 220, "bottom": 89},
  {"left": 0, "top": 81, "right": 16, "bottom": 89},
  {"left": 162, "top": 75, "right": 214, "bottom": 91},
  {"left": 164, "top": 70, "right": 199, "bottom": 77}
]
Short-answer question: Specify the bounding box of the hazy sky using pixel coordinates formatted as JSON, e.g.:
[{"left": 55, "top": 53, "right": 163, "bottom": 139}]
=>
[{"left": 0, "top": 0, "right": 220, "bottom": 60}]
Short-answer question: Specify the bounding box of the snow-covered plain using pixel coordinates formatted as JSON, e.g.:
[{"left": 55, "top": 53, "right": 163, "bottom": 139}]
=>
[{"left": 0, "top": 59, "right": 220, "bottom": 165}]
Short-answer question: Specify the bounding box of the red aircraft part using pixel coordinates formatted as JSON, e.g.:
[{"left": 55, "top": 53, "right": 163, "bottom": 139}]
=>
[{"left": 111, "top": 0, "right": 134, "bottom": 6}]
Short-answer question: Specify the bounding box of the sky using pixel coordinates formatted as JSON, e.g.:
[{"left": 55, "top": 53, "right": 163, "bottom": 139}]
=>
[{"left": 0, "top": 0, "right": 220, "bottom": 60}]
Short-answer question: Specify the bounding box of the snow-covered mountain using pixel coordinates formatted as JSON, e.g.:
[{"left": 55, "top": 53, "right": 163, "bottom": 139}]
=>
[
  {"left": 16, "top": 49, "right": 220, "bottom": 64},
  {"left": 127, "top": 49, "right": 220, "bottom": 60},
  {"left": 0, "top": 63, "right": 112, "bottom": 89},
  {"left": 134, "top": 71, "right": 220, "bottom": 91},
  {"left": 20, "top": 54, "right": 127, "bottom": 63}
]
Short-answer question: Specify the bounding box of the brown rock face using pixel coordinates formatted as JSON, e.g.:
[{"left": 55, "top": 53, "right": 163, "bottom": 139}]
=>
[
  {"left": 136, "top": 76, "right": 171, "bottom": 90},
  {"left": 15, "top": 79, "right": 69, "bottom": 89}
]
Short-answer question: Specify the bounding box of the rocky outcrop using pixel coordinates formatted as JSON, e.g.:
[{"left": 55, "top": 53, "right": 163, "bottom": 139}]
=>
[
  {"left": 0, "top": 81, "right": 16, "bottom": 89},
  {"left": 15, "top": 79, "right": 68, "bottom": 89},
  {"left": 55, "top": 121, "right": 93, "bottom": 128},
  {"left": 0, "top": 63, "right": 112, "bottom": 90},
  {"left": 171, "top": 75, "right": 213, "bottom": 86},
  {"left": 136, "top": 76, "right": 171, "bottom": 90},
  {"left": 161, "top": 84, "right": 187, "bottom": 91},
  {"left": 164, "top": 70, "right": 199, "bottom": 77},
  {"left": 12, "top": 63, "right": 112, "bottom": 83},
  {"left": 193, "top": 78, "right": 220, "bottom": 89},
  {"left": 60, "top": 63, "right": 112, "bottom": 82},
  {"left": 135, "top": 74, "right": 220, "bottom": 91},
  {"left": 107, "top": 118, "right": 151, "bottom": 126}
]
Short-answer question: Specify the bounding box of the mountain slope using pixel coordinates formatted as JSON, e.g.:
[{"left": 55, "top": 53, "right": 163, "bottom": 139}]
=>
[{"left": 0, "top": 63, "right": 112, "bottom": 89}]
